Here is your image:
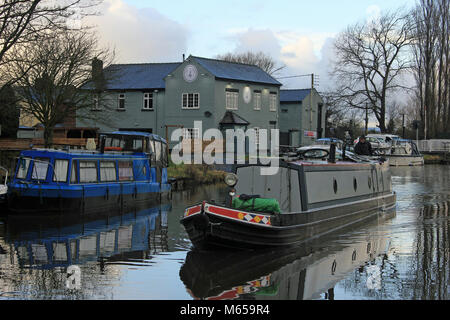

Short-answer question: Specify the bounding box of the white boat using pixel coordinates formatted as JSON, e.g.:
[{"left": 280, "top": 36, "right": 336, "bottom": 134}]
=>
[{"left": 385, "top": 139, "right": 424, "bottom": 166}]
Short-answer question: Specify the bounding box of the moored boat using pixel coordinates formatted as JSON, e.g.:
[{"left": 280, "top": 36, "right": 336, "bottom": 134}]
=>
[
  {"left": 7, "top": 131, "right": 171, "bottom": 214},
  {"left": 385, "top": 139, "right": 424, "bottom": 166},
  {"left": 181, "top": 149, "right": 396, "bottom": 249}
]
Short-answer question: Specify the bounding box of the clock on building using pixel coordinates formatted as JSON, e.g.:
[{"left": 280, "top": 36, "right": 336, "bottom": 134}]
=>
[
  {"left": 243, "top": 86, "right": 252, "bottom": 104},
  {"left": 183, "top": 64, "right": 198, "bottom": 83}
]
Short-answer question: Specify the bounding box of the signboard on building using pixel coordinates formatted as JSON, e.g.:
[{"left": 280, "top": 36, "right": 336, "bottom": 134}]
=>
[{"left": 304, "top": 131, "right": 317, "bottom": 138}]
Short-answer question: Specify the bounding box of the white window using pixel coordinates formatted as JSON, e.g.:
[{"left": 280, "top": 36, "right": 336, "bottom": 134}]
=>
[
  {"left": 17, "top": 158, "right": 30, "bottom": 179},
  {"left": 79, "top": 161, "right": 98, "bottom": 183},
  {"left": 182, "top": 93, "right": 200, "bottom": 109},
  {"left": 71, "top": 161, "right": 77, "bottom": 183},
  {"left": 183, "top": 128, "right": 200, "bottom": 140},
  {"left": 269, "top": 93, "right": 277, "bottom": 112},
  {"left": 100, "top": 161, "right": 116, "bottom": 182},
  {"left": 254, "top": 92, "right": 261, "bottom": 110},
  {"left": 118, "top": 93, "right": 125, "bottom": 110},
  {"left": 155, "top": 141, "right": 162, "bottom": 161},
  {"left": 53, "top": 160, "right": 69, "bottom": 182},
  {"left": 143, "top": 93, "right": 153, "bottom": 110},
  {"left": 226, "top": 91, "right": 238, "bottom": 110},
  {"left": 32, "top": 158, "right": 49, "bottom": 180}
]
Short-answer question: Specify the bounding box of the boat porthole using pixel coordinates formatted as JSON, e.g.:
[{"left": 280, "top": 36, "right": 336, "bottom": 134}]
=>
[
  {"left": 333, "top": 179, "right": 338, "bottom": 194},
  {"left": 368, "top": 176, "right": 372, "bottom": 189},
  {"left": 367, "top": 242, "right": 371, "bottom": 254},
  {"left": 353, "top": 178, "right": 358, "bottom": 192},
  {"left": 352, "top": 250, "right": 357, "bottom": 261},
  {"left": 331, "top": 260, "right": 337, "bottom": 275}
]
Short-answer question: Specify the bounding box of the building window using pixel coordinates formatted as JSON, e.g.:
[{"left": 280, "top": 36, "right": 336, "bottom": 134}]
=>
[
  {"left": 254, "top": 92, "right": 261, "bottom": 110},
  {"left": 118, "top": 93, "right": 125, "bottom": 110},
  {"left": 143, "top": 93, "right": 153, "bottom": 110},
  {"left": 183, "top": 128, "right": 200, "bottom": 140},
  {"left": 253, "top": 127, "right": 260, "bottom": 145},
  {"left": 92, "top": 94, "right": 101, "bottom": 111},
  {"left": 226, "top": 90, "right": 239, "bottom": 110},
  {"left": 269, "top": 93, "right": 277, "bottom": 112},
  {"left": 182, "top": 93, "right": 200, "bottom": 109}
]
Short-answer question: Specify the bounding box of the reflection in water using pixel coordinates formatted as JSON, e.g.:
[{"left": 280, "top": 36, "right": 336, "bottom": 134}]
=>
[
  {"left": 180, "top": 208, "right": 396, "bottom": 300},
  {"left": 0, "top": 204, "right": 170, "bottom": 299}
]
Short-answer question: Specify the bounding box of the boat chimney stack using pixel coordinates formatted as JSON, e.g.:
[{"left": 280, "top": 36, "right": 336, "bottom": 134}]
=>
[{"left": 328, "top": 143, "right": 336, "bottom": 163}]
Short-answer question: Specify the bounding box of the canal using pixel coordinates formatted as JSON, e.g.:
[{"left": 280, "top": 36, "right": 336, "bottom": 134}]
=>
[{"left": 0, "top": 165, "right": 448, "bottom": 300}]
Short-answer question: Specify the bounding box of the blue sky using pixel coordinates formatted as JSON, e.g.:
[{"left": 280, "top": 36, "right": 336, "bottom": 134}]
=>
[{"left": 88, "top": 0, "right": 416, "bottom": 89}]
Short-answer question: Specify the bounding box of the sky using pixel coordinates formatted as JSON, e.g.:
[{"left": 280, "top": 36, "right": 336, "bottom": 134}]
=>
[{"left": 84, "top": 0, "right": 417, "bottom": 91}]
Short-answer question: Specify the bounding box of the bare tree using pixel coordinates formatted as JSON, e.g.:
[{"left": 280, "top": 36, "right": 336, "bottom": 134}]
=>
[
  {"left": 331, "top": 9, "right": 414, "bottom": 133},
  {"left": 410, "top": 0, "right": 450, "bottom": 139},
  {"left": 216, "top": 51, "right": 285, "bottom": 76},
  {"left": 0, "top": 0, "right": 102, "bottom": 84},
  {"left": 6, "top": 29, "right": 114, "bottom": 147}
]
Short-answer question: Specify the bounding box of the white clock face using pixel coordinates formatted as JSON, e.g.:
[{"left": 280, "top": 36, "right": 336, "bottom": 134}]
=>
[
  {"left": 243, "top": 87, "right": 251, "bottom": 104},
  {"left": 183, "top": 64, "right": 198, "bottom": 83}
]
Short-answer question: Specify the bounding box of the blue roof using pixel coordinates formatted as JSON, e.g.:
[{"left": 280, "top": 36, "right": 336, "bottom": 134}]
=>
[
  {"left": 191, "top": 56, "right": 282, "bottom": 86},
  {"left": 280, "top": 89, "right": 311, "bottom": 102},
  {"left": 85, "top": 63, "right": 181, "bottom": 90}
]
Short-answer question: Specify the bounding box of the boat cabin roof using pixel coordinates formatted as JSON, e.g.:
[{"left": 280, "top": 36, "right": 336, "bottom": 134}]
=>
[{"left": 106, "top": 131, "right": 167, "bottom": 144}]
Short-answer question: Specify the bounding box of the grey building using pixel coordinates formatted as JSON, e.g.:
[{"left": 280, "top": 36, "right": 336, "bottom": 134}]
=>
[
  {"left": 79, "top": 56, "right": 282, "bottom": 148},
  {"left": 279, "top": 89, "right": 325, "bottom": 147}
]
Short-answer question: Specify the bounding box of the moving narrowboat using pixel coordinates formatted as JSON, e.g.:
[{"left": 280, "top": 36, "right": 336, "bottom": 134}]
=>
[
  {"left": 181, "top": 147, "right": 396, "bottom": 249},
  {"left": 7, "top": 132, "right": 171, "bottom": 214}
]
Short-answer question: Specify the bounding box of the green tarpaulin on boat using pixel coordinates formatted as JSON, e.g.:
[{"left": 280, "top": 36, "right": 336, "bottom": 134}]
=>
[{"left": 232, "top": 196, "right": 281, "bottom": 214}]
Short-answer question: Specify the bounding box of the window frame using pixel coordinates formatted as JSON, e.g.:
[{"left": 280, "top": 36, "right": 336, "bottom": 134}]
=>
[
  {"left": 269, "top": 93, "right": 277, "bottom": 112},
  {"left": 226, "top": 90, "right": 239, "bottom": 110},
  {"left": 181, "top": 93, "right": 200, "bottom": 109},
  {"left": 143, "top": 92, "right": 153, "bottom": 110},
  {"left": 254, "top": 92, "right": 261, "bottom": 110},
  {"left": 53, "top": 159, "right": 69, "bottom": 183},
  {"left": 31, "top": 158, "right": 50, "bottom": 181},
  {"left": 79, "top": 160, "right": 98, "bottom": 183},
  {"left": 118, "top": 160, "right": 134, "bottom": 181}
]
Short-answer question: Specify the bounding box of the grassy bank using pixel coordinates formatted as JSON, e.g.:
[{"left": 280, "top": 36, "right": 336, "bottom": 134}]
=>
[
  {"left": 423, "top": 154, "right": 447, "bottom": 164},
  {"left": 168, "top": 158, "right": 227, "bottom": 185}
]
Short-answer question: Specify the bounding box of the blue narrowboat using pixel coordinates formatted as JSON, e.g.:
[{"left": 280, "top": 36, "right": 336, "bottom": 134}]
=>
[{"left": 7, "top": 131, "right": 171, "bottom": 214}]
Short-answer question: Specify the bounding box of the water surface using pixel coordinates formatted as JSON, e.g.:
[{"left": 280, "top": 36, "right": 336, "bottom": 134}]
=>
[{"left": 0, "top": 165, "right": 448, "bottom": 300}]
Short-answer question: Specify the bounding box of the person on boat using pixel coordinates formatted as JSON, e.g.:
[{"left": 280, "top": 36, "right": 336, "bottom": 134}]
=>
[{"left": 354, "top": 135, "right": 373, "bottom": 156}]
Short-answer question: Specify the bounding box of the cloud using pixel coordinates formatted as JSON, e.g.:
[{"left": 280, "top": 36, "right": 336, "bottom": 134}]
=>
[
  {"left": 84, "top": 0, "right": 189, "bottom": 63},
  {"left": 222, "top": 27, "right": 339, "bottom": 90}
]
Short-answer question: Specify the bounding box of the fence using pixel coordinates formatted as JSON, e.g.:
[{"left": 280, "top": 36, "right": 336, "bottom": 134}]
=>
[{"left": 417, "top": 140, "right": 450, "bottom": 153}]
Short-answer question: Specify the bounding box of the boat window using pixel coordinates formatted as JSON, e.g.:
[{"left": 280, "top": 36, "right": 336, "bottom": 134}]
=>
[
  {"left": 79, "top": 161, "right": 98, "bottom": 183},
  {"left": 53, "top": 159, "right": 69, "bottom": 182},
  {"left": 133, "top": 139, "right": 143, "bottom": 152},
  {"left": 17, "top": 158, "right": 31, "bottom": 179},
  {"left": 100, "top": 161, "right": 117, "bottom": 182},
  {"left": 70, "top": 161, "right": 78, "bottom": 183},
  {"left": 31, "top": 158, "right": 49, "bottom": 181},
  {"left": 118, "top": 161, "right": 133, "bottom": 181},
  {"left": 161, "top": 142, "right": 168, "bottom": 166},
  {"left": 155, "top": 141, "right": 162, "bottom": 162}
]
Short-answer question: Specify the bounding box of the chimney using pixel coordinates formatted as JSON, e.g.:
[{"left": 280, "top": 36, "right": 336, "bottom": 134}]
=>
[{"left": 92, "top": 58, "right": 105, "bottom": 91}]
